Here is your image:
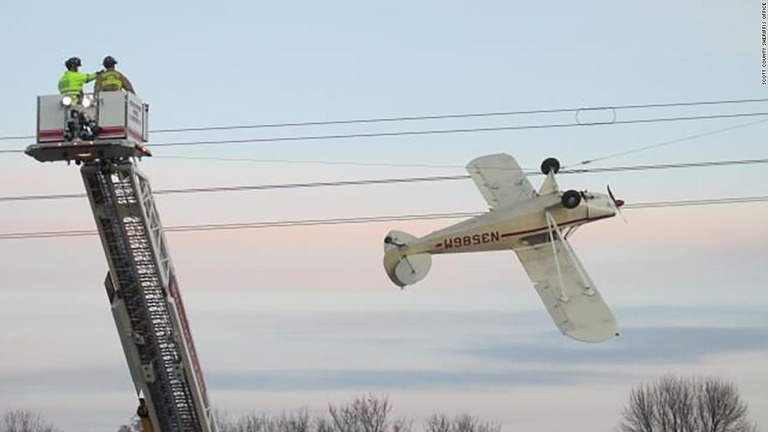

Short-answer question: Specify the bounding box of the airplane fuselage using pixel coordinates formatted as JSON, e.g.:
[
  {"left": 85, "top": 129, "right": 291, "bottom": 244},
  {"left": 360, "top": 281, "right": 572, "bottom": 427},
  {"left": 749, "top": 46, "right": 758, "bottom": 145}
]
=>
[
  {"left": 382, "top": 153, "right": 623, "bottom": 343},
  {"left": 403, "top": 192, "right": 617, "bottom": 256}
]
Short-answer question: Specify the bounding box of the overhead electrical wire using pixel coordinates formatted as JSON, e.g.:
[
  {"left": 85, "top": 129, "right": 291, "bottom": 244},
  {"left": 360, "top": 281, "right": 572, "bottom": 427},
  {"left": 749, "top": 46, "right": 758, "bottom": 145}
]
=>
[
  {"left": 153, "top": 154, "right": 470, "bottom": 168},
  {"left": 2, "top": 111, "right": 766, "bottom": 155},
  {"left": 0, "top": 195, "right": 765, "bottom": 240},
  {"left": 0, "top": 158, "right": 766, "bottom": 203},
  {"left": 148, "top": 118, "right": 768, "bottom": 168},
  {"left": 134, "top": 119, "right": 768, "bottom": 169},
  {"left": 0, "top": 175, "right": 468, "bottom": 202},
  {"left": 1, "top": 108, "right": 768, "bottom": 158},
  {"left": 1, "top": 96, "right": 767, "bottom": 143},
  {"left": 576, "top": 118, "right": 768, "bottom": 166},
  {"left": 148, "top": 111, "right": 768, "bottom": 148},
  {"left": 148, "top": 97, "right": 768, "bottom": 133}
]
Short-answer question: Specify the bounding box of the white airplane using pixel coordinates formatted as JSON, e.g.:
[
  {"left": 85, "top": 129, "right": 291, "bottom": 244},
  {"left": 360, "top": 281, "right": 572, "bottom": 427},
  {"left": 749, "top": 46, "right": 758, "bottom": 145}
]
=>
[{"left": 383, "top": 153, "right": 625, "bottom": 343}]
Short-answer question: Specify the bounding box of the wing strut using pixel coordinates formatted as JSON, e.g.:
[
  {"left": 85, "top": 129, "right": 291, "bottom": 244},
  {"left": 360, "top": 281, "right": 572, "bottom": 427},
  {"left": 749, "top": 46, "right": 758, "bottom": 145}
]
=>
[
  {"left": 545, "top": 211, "right": 568, "bottom": 302},
  {"left": 516, "top": 213, "right": 618, "bottom": 342},
  {"left": 544, "top": 211, "right": 596, "bottom": 301}
]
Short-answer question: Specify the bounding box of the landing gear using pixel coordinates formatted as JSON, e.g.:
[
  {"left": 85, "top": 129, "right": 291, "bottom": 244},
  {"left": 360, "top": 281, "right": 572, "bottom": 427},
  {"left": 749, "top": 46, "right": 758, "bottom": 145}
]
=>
[
  {"left": 561, "top": 190, "right": 581, "bottom": 209},
  {"left": 540, "top": 157, "right": 560, "bottom": 175}
]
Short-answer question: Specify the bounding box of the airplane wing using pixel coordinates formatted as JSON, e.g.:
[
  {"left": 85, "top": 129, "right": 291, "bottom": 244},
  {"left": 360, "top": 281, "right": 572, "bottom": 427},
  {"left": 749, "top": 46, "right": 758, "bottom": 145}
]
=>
[
  {"left": 466, "top": 153, "right": 536, "bottom": 210},
  {"left": 514, "top": 239, "right": 618, "bottom": 343}
]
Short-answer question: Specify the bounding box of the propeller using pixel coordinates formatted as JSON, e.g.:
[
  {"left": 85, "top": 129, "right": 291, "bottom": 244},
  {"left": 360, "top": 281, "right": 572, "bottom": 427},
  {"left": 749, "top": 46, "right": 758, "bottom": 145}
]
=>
[{"left": 607, "top": 185, "right": 627, "bottom": 222}]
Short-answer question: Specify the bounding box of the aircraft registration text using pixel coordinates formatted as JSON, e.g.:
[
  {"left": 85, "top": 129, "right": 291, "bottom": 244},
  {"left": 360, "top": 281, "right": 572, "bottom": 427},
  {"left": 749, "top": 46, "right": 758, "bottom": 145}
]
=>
[{"left": 443, "top": 231, "right": 500, "bottom": 249}]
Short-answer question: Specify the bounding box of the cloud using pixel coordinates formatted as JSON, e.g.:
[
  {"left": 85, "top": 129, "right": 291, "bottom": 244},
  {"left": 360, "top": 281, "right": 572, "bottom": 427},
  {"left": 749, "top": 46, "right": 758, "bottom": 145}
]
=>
[
  {"left": 207, "top": 368, "right": 604, "bottom": 392},
  {"left": 4, "top": 308, "right": 764, "bottom": 398},
  {"left": 0, "top": 365, "right": 129, "bottom": 395},
  {"left": 464, "top": 326, "right": 768, "bottom": 366},
  {"left": 0, "top": 364, "right": 604, "bottom": 396}
]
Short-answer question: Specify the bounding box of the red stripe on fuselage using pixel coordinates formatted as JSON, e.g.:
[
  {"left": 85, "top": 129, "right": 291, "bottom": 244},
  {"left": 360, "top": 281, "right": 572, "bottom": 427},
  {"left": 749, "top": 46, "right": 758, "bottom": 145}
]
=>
[
  {"left": 430, "top": 215, "right": 613, "bottom": 250},
  {"left": 499, "top": 214, "right": 612, "bottom": 238}
]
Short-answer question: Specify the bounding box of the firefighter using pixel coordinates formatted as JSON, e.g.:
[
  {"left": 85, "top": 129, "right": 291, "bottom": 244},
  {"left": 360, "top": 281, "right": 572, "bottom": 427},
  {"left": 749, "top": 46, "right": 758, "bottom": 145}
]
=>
[
  {"left": 95, "top": 56, "right": 135, "bottom": 94},
  {"left": 57, "top": 57, "right": 99, "bottom": 103}
]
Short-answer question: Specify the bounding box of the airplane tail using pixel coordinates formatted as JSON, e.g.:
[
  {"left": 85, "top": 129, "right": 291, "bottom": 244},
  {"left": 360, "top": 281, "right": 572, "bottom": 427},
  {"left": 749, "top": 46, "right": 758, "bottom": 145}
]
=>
[{"left": 383, "top": 230, "right": 432, "bottom": 287}]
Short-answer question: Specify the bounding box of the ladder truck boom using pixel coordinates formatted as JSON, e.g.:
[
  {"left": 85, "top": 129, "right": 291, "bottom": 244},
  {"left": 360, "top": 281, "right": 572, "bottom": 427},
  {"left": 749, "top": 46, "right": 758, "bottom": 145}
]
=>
[{"left": 27, "top": 93, "right": 217, "bottom": 432}]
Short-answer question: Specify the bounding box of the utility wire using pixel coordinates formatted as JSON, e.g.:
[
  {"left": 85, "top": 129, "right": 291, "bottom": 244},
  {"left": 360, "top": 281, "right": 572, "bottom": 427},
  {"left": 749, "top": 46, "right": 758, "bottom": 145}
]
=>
[
  {"left": 0, "top": 195, "right": 765, "bottom": 240},
  {"left": 560, "top": 158, "right": 768, "bottom": 174},
  {"left": 153, "top": 155, "right": 467, "bottom": 168},
  {"left": 1, "top": 158, "right": 766, "bottom": 203},
  {"left": 0, "top": 176, "right": 468, "bottom": 202},
  {"left": 2, "top": 111, "right": 768, "bottom": 156},
  {"left": 576, "top": 118, "right": 768, "bottom": 166},
  {"left": 2, "top": 97, "right": 767, "bottom": 142},
  {"left": 148, "top": 112, "right": 768, "bottom": 148},
  {"left": 152, "top": 118, "right": 768, "bottom": 168},
  {"left": 149, "top": 97, "right": 768, "bottom": 133}
]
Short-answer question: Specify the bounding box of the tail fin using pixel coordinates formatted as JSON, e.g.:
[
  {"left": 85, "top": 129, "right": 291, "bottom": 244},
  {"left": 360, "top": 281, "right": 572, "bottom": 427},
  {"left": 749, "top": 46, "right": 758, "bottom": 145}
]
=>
[{"left": 383, "top": 230, "right": 432, "bottom": 287}]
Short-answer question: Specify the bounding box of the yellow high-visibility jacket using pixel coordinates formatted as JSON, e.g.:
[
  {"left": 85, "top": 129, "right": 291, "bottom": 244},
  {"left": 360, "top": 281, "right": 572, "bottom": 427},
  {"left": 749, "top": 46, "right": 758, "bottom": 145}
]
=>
[
  {"left": 58, "top": 70, "right": 97, "bottom": 97},
  {"left": 96, "top": 70, "right": 135, "bottom": 93}
]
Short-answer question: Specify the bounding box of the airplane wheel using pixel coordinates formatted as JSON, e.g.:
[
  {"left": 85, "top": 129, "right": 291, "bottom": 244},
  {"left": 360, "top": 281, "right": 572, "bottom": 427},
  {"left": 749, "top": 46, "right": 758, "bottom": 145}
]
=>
[
  {"left": 540, "top": 157, "right": 560, "bottom": 174},
  {"left": 561, "top": 190, "right": 581, "bottom": 209}
]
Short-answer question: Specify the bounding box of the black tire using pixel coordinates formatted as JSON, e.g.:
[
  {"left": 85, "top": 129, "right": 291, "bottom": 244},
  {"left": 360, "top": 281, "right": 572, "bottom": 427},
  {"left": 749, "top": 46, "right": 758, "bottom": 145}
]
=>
[
  {"left": 540, "top": 157, "right": 561, "bottom": 174},
  {"left": 561, "top": 189, "right": 581, "bottom": 209}
]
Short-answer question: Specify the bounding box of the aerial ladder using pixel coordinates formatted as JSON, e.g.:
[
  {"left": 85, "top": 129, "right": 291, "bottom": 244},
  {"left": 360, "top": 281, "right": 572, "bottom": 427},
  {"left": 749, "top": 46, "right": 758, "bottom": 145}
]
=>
[{"left": 26, "top": 92, "right": 218, "bottom": 432}]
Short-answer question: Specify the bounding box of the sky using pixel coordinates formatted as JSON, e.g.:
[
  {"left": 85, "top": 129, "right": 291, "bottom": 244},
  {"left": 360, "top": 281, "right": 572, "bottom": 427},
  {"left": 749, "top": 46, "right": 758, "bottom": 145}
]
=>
[{"left": 1, "top": 1, "right": 767, "bottom": 431}]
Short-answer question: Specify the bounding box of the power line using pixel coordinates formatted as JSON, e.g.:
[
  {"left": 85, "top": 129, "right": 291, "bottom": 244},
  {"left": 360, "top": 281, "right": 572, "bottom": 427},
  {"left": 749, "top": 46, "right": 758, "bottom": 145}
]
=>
[
  {"left": 0, "top": 195, "right": 765, "bottom": 240},
  {"left": 151, "top": 118, "right": 768, "bottom": 168},
  {"left": 148, "top": 111, "right": 768, "bottom": 148},
  {"left": 623, "top": 196, "right": 768, "bottom": 208},
  {"left": 149, "top": 97, "right": 768, "bottom": 134},
  {"left": 0, "top": 175, "right": 468, "bottom": 202},
  {"left": 560, "top": 158, "right": 768, "bottom": 174},
  {"left": 576, "top": 118, "right": 768, "bottom": 166},
  {"left": 2, "top": 110, "right": 766, "bottom": 157},
  {"left": 2, "top": 96, "right": 767, "bottom": 142},
  {"left": 1, "top": 158, "right": 766, "bottom": 203},
  {"left": 153, "top": 154, "right": 469, "bottom": 168}
]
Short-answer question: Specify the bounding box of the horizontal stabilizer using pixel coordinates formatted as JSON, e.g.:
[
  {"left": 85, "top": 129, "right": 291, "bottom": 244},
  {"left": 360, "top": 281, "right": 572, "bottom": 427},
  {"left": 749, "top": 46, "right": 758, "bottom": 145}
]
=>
[{"left": 383, "top": 230, "right": 432, "bottom": 287}]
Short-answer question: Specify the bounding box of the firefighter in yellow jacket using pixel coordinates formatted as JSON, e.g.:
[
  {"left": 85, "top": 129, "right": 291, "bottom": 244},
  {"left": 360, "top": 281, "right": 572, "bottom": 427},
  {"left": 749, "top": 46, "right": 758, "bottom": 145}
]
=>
[
  {"left": 57, "top": 57, "right": 99, "bottom": 103},
  {"left": 95, "top": 56, "right": 135, "bottom": 94}
]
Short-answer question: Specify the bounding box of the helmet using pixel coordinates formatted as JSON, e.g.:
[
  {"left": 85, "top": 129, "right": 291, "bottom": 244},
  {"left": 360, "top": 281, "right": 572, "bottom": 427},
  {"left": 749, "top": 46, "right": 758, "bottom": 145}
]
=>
[
  {"left": 102, "top": 56, "right": 118, "bottom": 68},
  {"left": 64, "top": 57, "right": 82, "bottom": 69}
]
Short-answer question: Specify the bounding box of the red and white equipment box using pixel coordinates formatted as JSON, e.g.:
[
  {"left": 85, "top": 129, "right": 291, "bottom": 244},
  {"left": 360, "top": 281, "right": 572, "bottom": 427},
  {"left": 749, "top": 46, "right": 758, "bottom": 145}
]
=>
[
  {"left": 28, "top": 92, "right": 151, "bottom": 163},
  {"left": 37, "top": 92, "right": 148, "bottom": 143}
]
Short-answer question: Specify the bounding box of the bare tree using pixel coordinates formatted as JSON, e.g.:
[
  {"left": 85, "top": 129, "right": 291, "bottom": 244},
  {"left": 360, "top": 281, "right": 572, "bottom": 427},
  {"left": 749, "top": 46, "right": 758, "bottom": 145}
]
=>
[
  {"left": 425, "top": 414, "right": 451, "bottom": 432},
  {"left": 208, "top": 396, "right": 503, "bottom": 432},
  {"left": 696, "top": 378, "right": 757, "bottom": 432},
  {"left": 425, "top": 414, "right": 501, "bottom": 432},
  {"left": 276, "top": 408, "right": 311, "bottom": 432},
  {"left": 213, "top": 409, "right": 235, "bottom": 432},
  {"left": 619, "top": 375, "right": 759, "bottom": 432},
  {"left": 326, "top": 395, "right": 410, "bottom": 432},
  {"left": 116, "top": 418, "right": 142, "bottom": 432},
  {"left": 215, "top": 408, "right": 312, "bottom": 432},
  {"left": 0, "top": 410, "right": 59, "bottom": 432},
  {"left": 315, "top": 415, "right": 335, "bottom": 432}
]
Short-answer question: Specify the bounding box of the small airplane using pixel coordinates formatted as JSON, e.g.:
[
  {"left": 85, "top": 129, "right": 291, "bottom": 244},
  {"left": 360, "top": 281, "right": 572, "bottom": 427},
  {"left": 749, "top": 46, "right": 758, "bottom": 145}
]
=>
[{"left": 382, "top": 153, "right": 625, "bottom": 343}]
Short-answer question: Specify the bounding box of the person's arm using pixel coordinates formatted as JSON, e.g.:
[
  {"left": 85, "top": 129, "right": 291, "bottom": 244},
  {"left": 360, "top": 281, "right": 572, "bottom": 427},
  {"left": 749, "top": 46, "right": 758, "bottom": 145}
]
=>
[
  {"left": 121, "top": 72, "right": 135, "bottom": 94},
  {"left": 94, "top": 73, "right": 102, "bottom": 92},
  {"left": 57, "top": 74, "right": 68, "bottom": 94},
  {"left": 84, "top": 71, "right": 99, "bottom": 83}
]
